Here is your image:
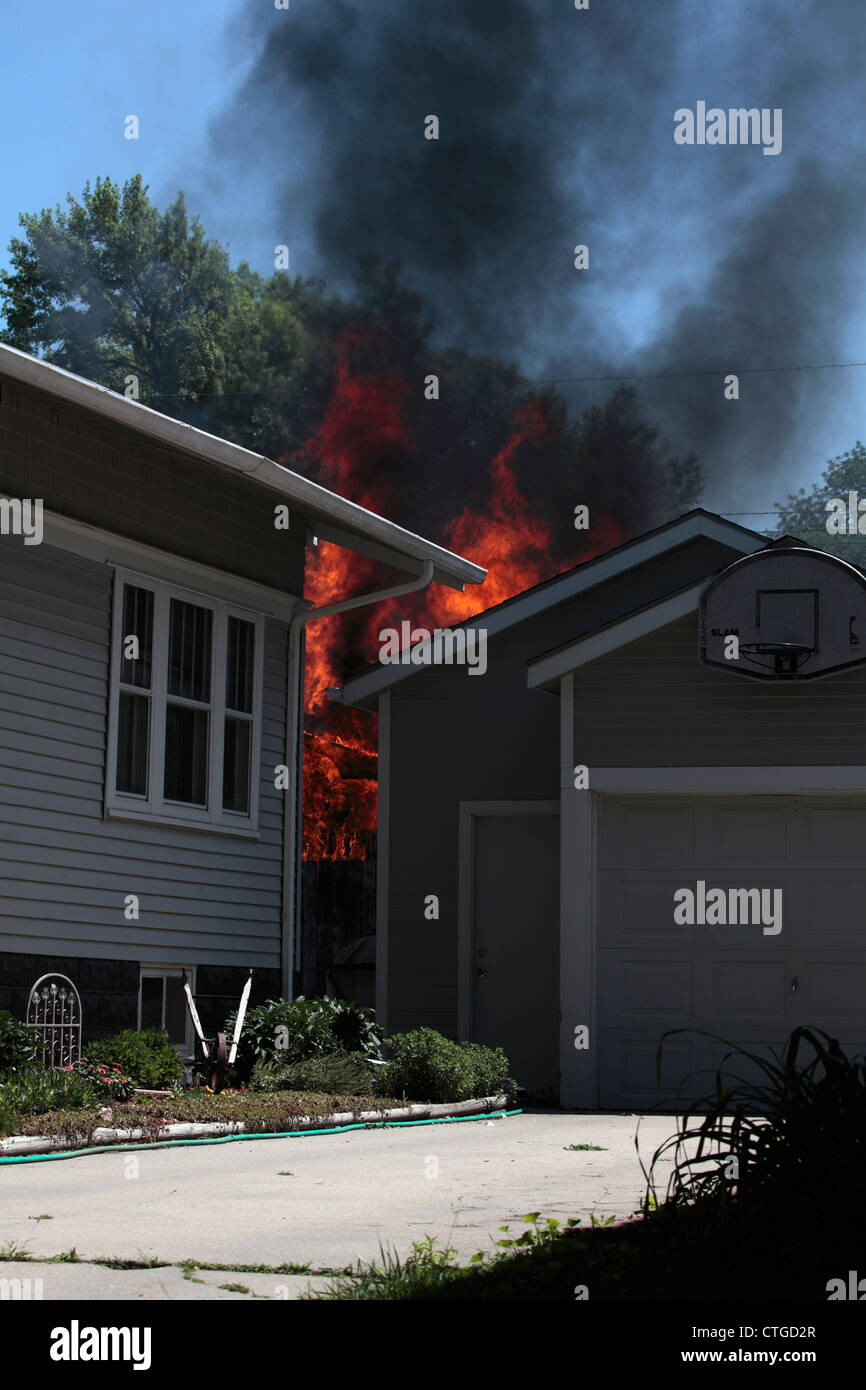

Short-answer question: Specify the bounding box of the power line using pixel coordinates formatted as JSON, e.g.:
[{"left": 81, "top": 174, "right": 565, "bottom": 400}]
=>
[
  {"left": 143, "top": 356, "right": 866, "bottom": 400},
  {"left": 528, "top": 360, "right": 866, "bottom": 386}
]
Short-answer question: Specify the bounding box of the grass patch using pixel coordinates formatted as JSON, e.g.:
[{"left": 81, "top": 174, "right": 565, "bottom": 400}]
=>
[
  {"left": 563, "top": 1144, "right": 606, "bottom": 1152},
  {"left": 178, "top": 1257, "right": 315, "bottom": 1276},
  {"left": 0, "top": 1240, "right": 32, "bottom": 1260}
]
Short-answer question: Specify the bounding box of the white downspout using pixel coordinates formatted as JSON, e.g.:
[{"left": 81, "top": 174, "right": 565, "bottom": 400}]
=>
[{"left": 281, "top": 558, "right": 436, "bottom": 998}]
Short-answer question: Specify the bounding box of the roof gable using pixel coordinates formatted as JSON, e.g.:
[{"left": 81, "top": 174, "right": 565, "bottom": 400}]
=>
[{"left": 341, "top": 510, "right": 769, "bottom": 707}]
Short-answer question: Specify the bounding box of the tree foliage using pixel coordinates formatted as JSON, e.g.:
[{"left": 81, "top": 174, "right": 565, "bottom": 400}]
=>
[
  {"left": 0, "top": 175, "right": 235, "bottom": 402},
  {"left": 1, "top": 175, "right": 703, "bottom": 532},
  {"left": 775, "top": 442, "right": 866, "bottom": 565}
]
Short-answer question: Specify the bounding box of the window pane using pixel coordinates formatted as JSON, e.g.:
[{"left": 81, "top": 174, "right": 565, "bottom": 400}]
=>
[
  {"left": 164, "top": 703, "right": 208, "bottom": 804},
  {"left": 223, "top": 716, "right": 251, "bottom": 814},
  {"left": 226, "top": 617, "right": 255, "bottom": 713},
  {"left": 168, "top": 599, "right": 212, "bottom": 703},
  {"left": 141, "top": 976, "right": 163, "bottom": 1030},
  {"left": 116, "top": 692, "right": 149, "bottom": 795},
  {"left": 164, "top": 977, "right": 187, "bottom": 1044},
  {"left": 121, "top": 585, "right": 153, "bottom": 689}
]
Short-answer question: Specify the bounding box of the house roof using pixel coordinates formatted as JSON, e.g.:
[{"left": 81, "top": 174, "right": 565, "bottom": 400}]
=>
[
  {"left": 525, "top": 533, "right": 834, "bottom": 690},
  {"left": 0, "top": 342, "right": 485, "bottom": 593},
  {"left": 340, "top": 508, "right": 769, "bottom": 708},
  {"left": 526, "top": 578, "right": 708, "bottom": 689}
]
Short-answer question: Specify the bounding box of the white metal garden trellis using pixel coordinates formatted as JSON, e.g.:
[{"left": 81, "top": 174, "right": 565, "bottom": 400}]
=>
[{"left": 25, "top": 974, "right": 82, "bottom": 1068}]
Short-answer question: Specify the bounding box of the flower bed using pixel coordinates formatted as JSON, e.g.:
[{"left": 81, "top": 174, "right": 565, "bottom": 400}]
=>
[{"left": 0, "top": 1091, "right": 510, "bottom": 1157}]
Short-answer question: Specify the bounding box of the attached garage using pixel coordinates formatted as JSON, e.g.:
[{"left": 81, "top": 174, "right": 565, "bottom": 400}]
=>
[
  {"left": 343, "top": 511, "right": 866, "bottom": 1109},
  {"left": 596, "top": 793, "right": 866, "bottom": 1110}
]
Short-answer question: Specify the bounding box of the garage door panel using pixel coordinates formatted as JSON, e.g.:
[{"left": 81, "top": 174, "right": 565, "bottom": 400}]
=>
[
  {"left": 802, "top": 880, "right": 866, "bottom": 940},
  {"left": 707, "top": 805, "right": 789, "bottom": 859},
  {"left": 597, "top": 794, "right": 866, "bottom": 1109},
  {"left": 704, "top": 1038, "right": 783, "bottom": 1092},
  {"left": 603, "top": 956, "right": 695, "bottom": 1016},
  {"left": 801, "top": 806, "right": 866, "bottom": 858},
  {"left": 600, "top": 1034, "right": 696, "bottom": 1108},
  {"left": 711, "top": 959, "right": 787, "bottom": 1017},
  {"left": 612, "top": 878, "right": 702, "bottom": 938},
  {"left": 797, "top": 959, "right": 866, "bottom": 1017},
  {"left": 600, "top": 803, "right": 696, "bottom": 866}
]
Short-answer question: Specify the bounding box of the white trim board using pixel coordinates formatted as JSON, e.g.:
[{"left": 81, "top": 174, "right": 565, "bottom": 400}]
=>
[
  {"left": 341, "top": 512, "right": 766, "bottom": 708},
  {"left": 375, "top": 692, "right": 392, "bottom": 1031}
]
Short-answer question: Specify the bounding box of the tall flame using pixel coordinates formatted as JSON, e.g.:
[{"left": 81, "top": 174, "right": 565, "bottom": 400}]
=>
[{"left": 286, "top": 328, "right": 623, "bottom": 859}]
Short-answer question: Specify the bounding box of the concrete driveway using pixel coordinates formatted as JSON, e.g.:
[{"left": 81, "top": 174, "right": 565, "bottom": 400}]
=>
[{"left": 0, "top": 1110, "right": 678, "bottom": 1299}]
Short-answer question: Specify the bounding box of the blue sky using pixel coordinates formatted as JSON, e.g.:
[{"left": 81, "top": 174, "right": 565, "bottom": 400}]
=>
[
  {"left": 0, "top": 0, "right": 265, "bottom": 275},
  {"left": 1, "top": 0, "right": 864, "bottom": 521}
]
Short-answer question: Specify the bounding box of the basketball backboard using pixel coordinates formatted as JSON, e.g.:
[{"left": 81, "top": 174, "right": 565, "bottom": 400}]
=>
[{"left": 699, "top": 545, "right": 866, "bottom": 680}]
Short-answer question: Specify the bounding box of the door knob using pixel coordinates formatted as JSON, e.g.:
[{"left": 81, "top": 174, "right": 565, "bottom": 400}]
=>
[
  {"left": 475, "top": 968, "right": 487, "bottom": 980},
  {"left": 791, "top": 976, "right": 799, "bottom": 994}
]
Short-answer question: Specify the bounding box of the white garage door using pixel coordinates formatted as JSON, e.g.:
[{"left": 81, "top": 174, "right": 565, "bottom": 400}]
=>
[{"left": 598, "top": 795, "right": 866, "bottom": 1110}]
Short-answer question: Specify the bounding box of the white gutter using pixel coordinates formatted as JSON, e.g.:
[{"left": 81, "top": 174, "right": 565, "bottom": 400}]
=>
[{"left": 281, "top": 559, "right": 436, "bottom": 997}]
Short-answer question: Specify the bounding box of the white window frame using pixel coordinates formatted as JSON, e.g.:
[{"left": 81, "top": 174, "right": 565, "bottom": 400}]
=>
[
  {"left": 106, "top": 569, "right": 264, "bottom": 835},
  {"left": 138, "top": 964, "right": 195, "bottom": 1055}
]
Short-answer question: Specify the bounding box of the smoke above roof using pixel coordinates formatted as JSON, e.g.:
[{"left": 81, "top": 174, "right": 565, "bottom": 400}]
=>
[{"left": 204, "top": 0, "right": 866, "bottom": 516}]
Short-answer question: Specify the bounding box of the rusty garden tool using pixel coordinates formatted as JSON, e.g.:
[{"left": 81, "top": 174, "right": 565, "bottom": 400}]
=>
[{"left": 183, "top": 969, "right": 253, "bottom": 1091}]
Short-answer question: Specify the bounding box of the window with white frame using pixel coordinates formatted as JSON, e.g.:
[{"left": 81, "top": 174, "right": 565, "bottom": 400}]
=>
[{"left": 107, "top": 572, "right": 263, "bottom": 831}]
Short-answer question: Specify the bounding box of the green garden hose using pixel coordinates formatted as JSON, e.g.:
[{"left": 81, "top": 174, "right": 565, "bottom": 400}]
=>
[{"left": 0, "top": 1107, "right": 523, "bottom": 1164}]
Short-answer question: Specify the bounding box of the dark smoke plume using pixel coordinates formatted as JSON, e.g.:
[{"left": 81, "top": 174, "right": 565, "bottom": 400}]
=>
[{"left": 206, "top": 0, "right": 866, "bottom": 520}]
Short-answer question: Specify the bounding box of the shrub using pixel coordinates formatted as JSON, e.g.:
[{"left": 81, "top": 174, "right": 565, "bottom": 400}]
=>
[
  {"left": 0, "top": 1010, "right": 39, "bottom": 1072},
  {"left": 0, "top": 1066, "right": 99, "bottom": 1116},
  {"left": 379, "top": 1029, "right": 516, "bottom": 1104},
  {"left": 226, "top": 996, "right": 385, "bottom": 1080},
  {"left": 250, "top": 1050, "right": 379, "bottom": 1096},
  {"left": 67, "top": 1059, "right": 135, "bottom": 1101},
  {"left": 653, "top": 1023, "right": 866, "bottom": 1228},
  {"left": 84, "top": 1029, "right": 182, "bottom": 1089}
]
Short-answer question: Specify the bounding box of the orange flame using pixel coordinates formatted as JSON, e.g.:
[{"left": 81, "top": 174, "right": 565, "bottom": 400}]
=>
[{"left": 287, "top": 330, "right": 622, "bottom": 859}]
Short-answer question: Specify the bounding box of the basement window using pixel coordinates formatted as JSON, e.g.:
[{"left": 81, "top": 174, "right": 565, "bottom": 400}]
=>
[{"left": 107, "top": 572, "right": 263, "bottom": 832}]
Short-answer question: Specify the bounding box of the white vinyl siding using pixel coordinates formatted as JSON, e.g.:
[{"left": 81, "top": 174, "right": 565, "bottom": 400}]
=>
[{"left": 0, "top": 541, "right": 286, "bottom": 968}]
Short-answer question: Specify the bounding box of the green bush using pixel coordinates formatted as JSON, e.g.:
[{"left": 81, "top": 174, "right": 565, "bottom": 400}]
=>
[
  {"left": 379, "top": 1029, "right": 515, "bottom": 1104},
  {"left": 250, "top": 1050, "right": 379, "bottom": 1096},
  {"left": 226, "top": 996, "right": 385, "bottom": 1080},
  {"left": 84, "top": 1029, "right": 182, "bottom": 1089},
  {"left": 0, "top": 1010, "right": 39, "bottom": 1072},
  {"left": 0, "top": 1066, "right": 99, "bottom": 1116}
]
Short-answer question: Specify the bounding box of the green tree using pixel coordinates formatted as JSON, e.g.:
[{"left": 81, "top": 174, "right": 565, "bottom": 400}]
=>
[
  {"left": 775, "top": 443, "right": 866, "bottom": 565},
  {"left": 0, "top": 174, "right": 235, "bottom": 404}
]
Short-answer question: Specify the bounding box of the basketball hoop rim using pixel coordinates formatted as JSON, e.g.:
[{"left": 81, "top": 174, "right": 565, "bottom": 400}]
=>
[{"left": 739, "top": 641, "right": 816, "bottom": 656}]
